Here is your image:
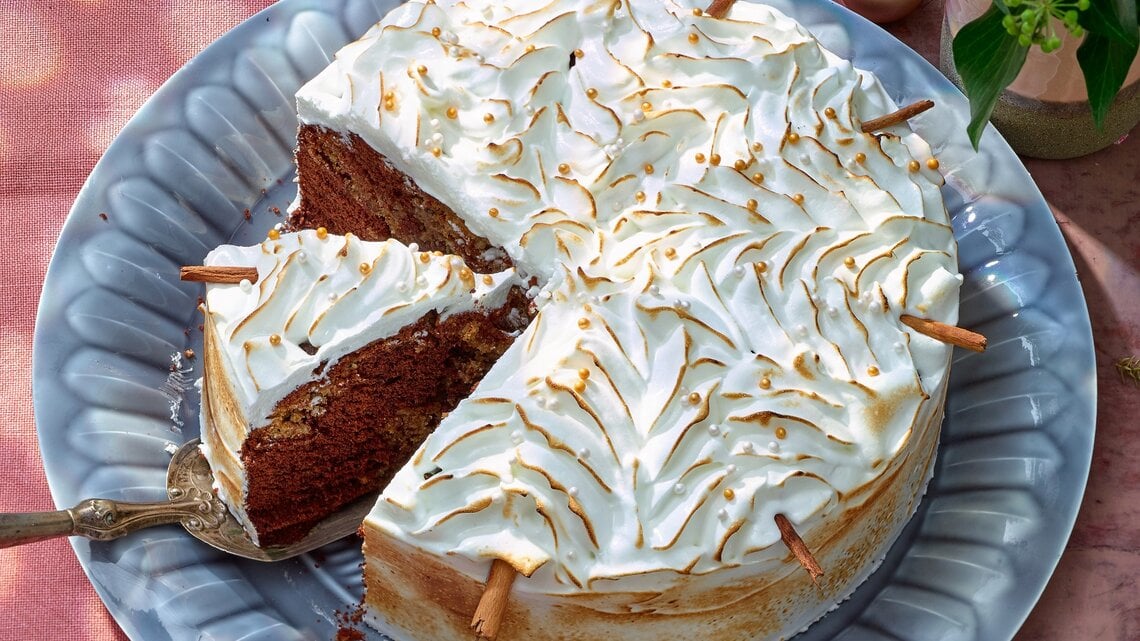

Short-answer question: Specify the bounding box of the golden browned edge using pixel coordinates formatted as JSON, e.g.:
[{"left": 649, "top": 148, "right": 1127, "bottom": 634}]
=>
[
  {"left": 200, "top": 308, "right": 253, "bottom": 531},
  {"left": 360, "top": 389, "right": 946, "bottom": 641}
]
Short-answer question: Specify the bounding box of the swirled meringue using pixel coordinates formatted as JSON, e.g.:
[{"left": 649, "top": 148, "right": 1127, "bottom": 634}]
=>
[{"left": 290, "top": 0, "right": 960, "bottom": 639}]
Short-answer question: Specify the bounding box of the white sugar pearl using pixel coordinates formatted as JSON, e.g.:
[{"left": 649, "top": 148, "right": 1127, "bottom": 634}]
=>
[
  {"left": 239, "top": 279, "right": 252, "bottom": 293},
  {"left": 768, "top": 441, "right": 781, "bottom": 452},
  {"left": 510, "top": 430, "right": 523, "bottom": 444},
  {"left": 672, "top": 483, "right": 686, "bottom": 495},
  {"left": 568, "top": 486, "right": 579, "bottom": 498},
  {"left": 707, "top": 424, "right": 720, "bottom": 436},
  {"left": 578, "top": 447, "right": 590, "bottom": 460}
]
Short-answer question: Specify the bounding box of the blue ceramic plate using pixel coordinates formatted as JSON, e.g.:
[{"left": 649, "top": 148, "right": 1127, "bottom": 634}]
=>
[{"left": 32, "top": 1, "right": 1096, "bottom": 640}]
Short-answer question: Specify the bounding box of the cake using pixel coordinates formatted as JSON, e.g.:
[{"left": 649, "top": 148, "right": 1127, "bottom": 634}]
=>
[
  {"left": 198, "top": 230, "right": 529, "bottom": 546},
  {"left": 200, "top": 0, "right": 964, "bottom": 639}
]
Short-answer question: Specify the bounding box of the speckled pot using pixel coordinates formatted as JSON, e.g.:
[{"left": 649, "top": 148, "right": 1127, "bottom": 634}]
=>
[{"left": 941, "top": 0, "right": 1140, "bottom": 159}]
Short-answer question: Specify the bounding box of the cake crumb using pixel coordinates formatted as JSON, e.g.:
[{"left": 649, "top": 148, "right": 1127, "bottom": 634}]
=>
[
  {"left": 98, "top": 212, "right": 108, "bottom": 221},
  {"left": 334, "top": 603, "right": 366, "bottom": 641}
]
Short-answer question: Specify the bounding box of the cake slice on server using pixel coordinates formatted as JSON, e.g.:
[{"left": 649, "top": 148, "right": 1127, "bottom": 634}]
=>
[{"left": 197, "top": 229, "right": 528, "bottom": 546}]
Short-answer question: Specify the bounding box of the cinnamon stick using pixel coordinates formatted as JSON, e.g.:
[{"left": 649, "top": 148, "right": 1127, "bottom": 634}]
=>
[
  {"left": 900, "top": 315, "right": 987, "bottom": 353},
  {"left": 705, "top": 0, "right": 736, "bottom": 18},
  {"left": 774, "top": 513, "right": 824, "bottom": 584},
  {"left": 471, "top": 558, "right": 518, "bottom": 641},
  {"left": 180, "top": 266, "right": 259, "bottom": 285},
  {"left": 860, "top": 100, "right": 935, "bottom": 133}
]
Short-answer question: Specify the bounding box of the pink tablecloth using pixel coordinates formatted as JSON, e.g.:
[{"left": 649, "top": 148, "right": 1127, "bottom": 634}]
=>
[{"left": 1, "top": 1, "right": 1136, "bottom": 640}]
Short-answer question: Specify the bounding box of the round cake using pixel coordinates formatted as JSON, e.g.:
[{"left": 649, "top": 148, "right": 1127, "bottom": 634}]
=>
[{"left": 200, "top": 0, "right": 962, "bottom": 639}]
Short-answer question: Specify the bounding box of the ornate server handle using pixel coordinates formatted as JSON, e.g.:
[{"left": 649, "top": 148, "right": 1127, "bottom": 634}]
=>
[{"left": 0, "top": 496, "right": 214, "bottom": 548}]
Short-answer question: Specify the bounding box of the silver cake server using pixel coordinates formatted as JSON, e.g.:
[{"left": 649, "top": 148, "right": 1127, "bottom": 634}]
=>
[{"left": 0, "top": 439, "right": 375, "bottom": 561}]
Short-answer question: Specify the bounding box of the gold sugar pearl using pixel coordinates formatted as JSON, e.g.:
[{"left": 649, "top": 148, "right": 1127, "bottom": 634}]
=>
[
  {"left": 867, "top": 365, "right": 880, "bottom": 377},
  {"left": 267, "top": 228, "right": 280, "bottom": 241},
  {"left": 688, "top": 392, "right": 701, "bottom": 404},
  {"left": 482, "top": 275, "right": 494, "bottom": 285},
  {"left": 662, "top": 79, "right": 673, "bottom": 88},
  {"left": 734, "top": 159, "right": 747, "bottom": 171},
  {"left": 664, "top": 247, "right": 677, "bottom": 259},
  {"left": 824, "top": 107, "right": 837, "bottom": 119},
  {"left": 709, "top": 153, "right": 721, "bottom": 166},
  {"left": 695, "top": 152, "right": 707, "bottom": 163},
  {"left": 573, "top": 379, "right": 587, "bottom": 393},
  {"left": 578, "top": 368, "right": 591, "bottom": 380},
  {"left": 786, "top": 132, "right": 800, "bottom": 144},
  {"left": 558, "top": 163, "right": 571, "bottom": 175},
  {"left": 359, "top": 262, "right": 371, "bottom": 275},
  {"left": 484, "top": 113, "right": 495, "bottom": 124},
  {"left": 692, "top": 7, "right": 703, "bottom": 15},
  {"left": 751, "top": 141, "right": 763, "bottom": 152},
  {"left": 446, "top": 106, "right": 458, "bottom": 119},
  {"left": 791, "top": 193, "right": 805, "bottom": 205},
  {"left": 756, "top": 261, "right": 768, "bottom": 273},
  {"left": 577, "top": 317, "right": 591, "bottom": 329},
  {"left": 488, "top": 207, "right": 500, "bottom": 218},
  {"left": 574, "top": 48, "right": 585, "bottom": 58},
  {"left": 844, "top": 256, "right": 856, "bottom": 268},
  {"left": 431, "top": 147, "right": 442, "bottom": 157},
  {"left": 316, "top": 227, "right": 328, "bottom": 239},
  {"left": 525, "top": 44, "right": 536, "bottom": 52},
  {"left": 641, "top": 101, "right": 652, "bottom": 112},
  {"left": 586, "top": 87, "right": 598, "bottom": 99},
  {"left": 419, "top": 253, "right": 432, "bottom": 264},
  {"left": 644, "top": 163, "right": 655, "bottom": 175},
  {"left": 723, "top": 488, "right": 735, "bottom": 501},
  {"left": 927, "top": 158, "right": 940, "bottom": 170},
  {"left": 908, "top": 160, "right": 921, "bottom": 173},
  {"left": 752, "top": 172, "right": 765, "bottom": 183},
  {"left": 854, "top": 152, "right": 867, "bottom": 164},
  {"left": 269, "top": 334, "right": 282, "bottom": 346},
  {"left": 746, "top": 199, "right": 758, "bottom": 211},
  {"left": 384, "top": 98, "right": 396, "bottom": 111},
  {"left": 383, "top": 91, "right": 395, "bottom": 101},
  {"left": 775, "top": 427, "right": 787, "bottom": 439},
  {"left": 635, "top": 191, "right": 646, "bottom": 202},
  {"left": 417, "top": 64, "right": 428, "bottom": 75},
  {"left": 431, "top": 27, "right": 441, "bottom": 37},
  {"left": 759, "top": 376, "right": 771, "bottom": 389},
  {"left": 459, "top": 267, "right": 474, "bottom": 281},
  {"left": 688, "top": 32, "right": 699, "bottom": 44}
]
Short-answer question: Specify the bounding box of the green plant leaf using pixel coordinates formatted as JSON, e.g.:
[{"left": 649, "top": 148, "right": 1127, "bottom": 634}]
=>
[
  {"left": 1079, "top": 0, "right": 1139, "bottom": 46},
  {"left": 953, "top": 6, "right": 1029, "bottom": 149},
  {"left": 1078, "top": 30, "right": 1140, "bottom": 128}
]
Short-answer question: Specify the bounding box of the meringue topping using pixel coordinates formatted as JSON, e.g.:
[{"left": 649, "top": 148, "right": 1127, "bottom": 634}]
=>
[{"left": 293, "top": 0, "right": 958, "bottom": 601}]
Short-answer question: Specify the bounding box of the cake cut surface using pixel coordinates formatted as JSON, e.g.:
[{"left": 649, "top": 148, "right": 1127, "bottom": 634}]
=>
[{"left": 201, "top": 0, "right": 964, "bottom": 638}]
